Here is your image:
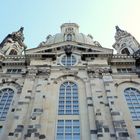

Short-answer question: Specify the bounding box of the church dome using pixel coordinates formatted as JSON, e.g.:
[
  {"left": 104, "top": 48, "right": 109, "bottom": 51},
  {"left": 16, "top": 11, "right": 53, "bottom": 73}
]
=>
[{"left": 44, "top": 23, "right": 95, "bottom": 46}]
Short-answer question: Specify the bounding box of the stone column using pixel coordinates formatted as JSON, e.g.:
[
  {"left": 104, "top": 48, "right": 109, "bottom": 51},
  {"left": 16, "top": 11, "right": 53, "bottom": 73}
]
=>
[
  {"left": 7, "top": 74, "right": 37, "bottom": 140},
  {"left": 103, "top": 73, "right": 130, "bottom": 140},
  {"left": 86, "top": 72, "right": 97, "bottom": 140},
  {"left": 89, "top": 72, "right": 105, "bottom": 140},
  {"left": 89, "top": 69, "right": 115, "bottom": 140},
  {"left": 19, "top": 67, "right": 38, "bottom": 140}
]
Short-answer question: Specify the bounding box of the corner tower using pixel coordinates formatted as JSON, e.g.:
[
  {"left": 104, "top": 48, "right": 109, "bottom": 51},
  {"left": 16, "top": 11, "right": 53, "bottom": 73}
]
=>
[
  {"left": 0, "top": 27, "right": 26, "bottom": 55},
  {"left": 112, "top": 26, "right": 140, "bottom": 55}
]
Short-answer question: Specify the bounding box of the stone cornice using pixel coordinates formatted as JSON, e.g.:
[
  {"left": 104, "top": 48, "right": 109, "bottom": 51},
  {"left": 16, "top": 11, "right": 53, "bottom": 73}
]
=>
[
  {"left": 27, "top": 66, "right": 51, "bottom": 77},
  {"left": 87, "top": 66, "right": 112, "bottom": 78}
]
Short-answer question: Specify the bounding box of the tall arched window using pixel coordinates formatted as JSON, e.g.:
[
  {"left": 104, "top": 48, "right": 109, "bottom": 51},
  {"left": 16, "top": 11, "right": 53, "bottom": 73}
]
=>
[
  {"left": 0, "top": 88, "right": 14, "bottom": 121},
  {"left": 124, "top": 87, "right": 140, "bottom": 121},
  {"left": 58, "top": 81, "right": 79, "bottom": 115},
  {"left": 61, "top": 55, "right": 76, "bottom": 66},
  {"left": 57, "top": 81, "right": 80, "bottom": 140}
]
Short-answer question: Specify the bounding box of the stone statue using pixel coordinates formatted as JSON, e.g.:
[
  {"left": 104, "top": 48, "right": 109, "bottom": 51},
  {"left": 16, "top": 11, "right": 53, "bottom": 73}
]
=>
[
  {"left": 46, "top": 35, "right": 52, "bottom": 40},
  {"left": 64, "top": 45, "right": 72, "bottom": 56},
  {"left": 94, "top": 41, "right": 102, "bottom": 47}
]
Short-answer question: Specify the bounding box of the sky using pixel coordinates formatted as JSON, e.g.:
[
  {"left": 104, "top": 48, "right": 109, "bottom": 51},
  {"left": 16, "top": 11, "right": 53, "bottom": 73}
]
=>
[{"left": 0, "top": 0, "right": 140, "bottom": 50}]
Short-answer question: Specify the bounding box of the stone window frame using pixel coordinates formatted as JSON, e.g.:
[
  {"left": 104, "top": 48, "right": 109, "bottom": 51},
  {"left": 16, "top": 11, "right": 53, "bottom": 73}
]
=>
[
  {"left": 0, "top": 88, "right": 14, "bottom": 121},
  {"left": 58, "top": 81, "right": 79, "bottom": 115},
  {"left": 60, "top": 54, "right": 78, "bottom": 67}
]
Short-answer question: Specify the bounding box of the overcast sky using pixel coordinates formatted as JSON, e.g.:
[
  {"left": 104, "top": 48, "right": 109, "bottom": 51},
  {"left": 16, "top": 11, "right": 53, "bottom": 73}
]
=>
[{"left": 0, "top": 0, "right": 140, "bottom": 50}]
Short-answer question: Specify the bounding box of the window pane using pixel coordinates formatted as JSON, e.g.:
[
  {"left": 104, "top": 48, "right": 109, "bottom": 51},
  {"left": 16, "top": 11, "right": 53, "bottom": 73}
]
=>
[
  {"left": 65, "top": 126, "right": 72, "bottom": 133},
  {"left": 57, "top": 133, "right": 64, "bottom": 140},
  {"left": 65, "top": 120, "right": 72, "bottom": 126},
  {"left": 58, "top": 120, "right": 64, "bottom": 125}
]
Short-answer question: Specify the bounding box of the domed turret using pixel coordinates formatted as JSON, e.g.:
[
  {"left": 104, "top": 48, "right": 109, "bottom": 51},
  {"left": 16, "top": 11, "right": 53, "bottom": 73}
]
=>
[
  {"left": 60, "top": 23, "right": 79, "bottom": 34},
  {"left": 38, "top": 23, "right": 101, "bottom": 47}
]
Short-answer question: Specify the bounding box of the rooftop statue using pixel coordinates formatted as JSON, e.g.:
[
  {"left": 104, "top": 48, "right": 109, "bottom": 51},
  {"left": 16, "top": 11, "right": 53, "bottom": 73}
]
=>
[{"left": 94, "top": 41, "right": 102, "bottom": 47}]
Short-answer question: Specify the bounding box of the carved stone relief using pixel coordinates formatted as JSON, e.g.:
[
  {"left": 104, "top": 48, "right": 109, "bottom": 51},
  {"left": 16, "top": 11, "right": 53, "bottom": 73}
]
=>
[{"left": 87, "top": 67, "right": 112, "bottom": 78}]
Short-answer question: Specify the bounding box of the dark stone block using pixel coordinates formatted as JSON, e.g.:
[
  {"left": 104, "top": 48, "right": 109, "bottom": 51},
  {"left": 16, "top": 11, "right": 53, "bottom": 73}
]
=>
[{"left": 39, "top": 134, "right": 46, "bottom": 139}]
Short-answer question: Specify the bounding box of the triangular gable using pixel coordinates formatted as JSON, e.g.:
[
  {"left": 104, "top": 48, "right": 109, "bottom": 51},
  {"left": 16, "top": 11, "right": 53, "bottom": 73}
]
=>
[{"left": 26, "top": 41, "right": 113, "bottom": 54}]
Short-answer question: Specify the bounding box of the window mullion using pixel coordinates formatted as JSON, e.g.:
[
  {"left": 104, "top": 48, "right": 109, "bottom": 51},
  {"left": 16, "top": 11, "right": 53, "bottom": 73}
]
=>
[
  {"left": 71, "top": 86, "right": 73, "bottom": 115},
  {"left": 64, "top": 86, "right": 66, "bottom": 115}
]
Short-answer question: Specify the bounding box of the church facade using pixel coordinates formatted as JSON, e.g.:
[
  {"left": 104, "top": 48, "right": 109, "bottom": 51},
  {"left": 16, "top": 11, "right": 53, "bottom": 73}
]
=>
[{"left": 0, "top": 23, "right": 140, "bottom": 140}]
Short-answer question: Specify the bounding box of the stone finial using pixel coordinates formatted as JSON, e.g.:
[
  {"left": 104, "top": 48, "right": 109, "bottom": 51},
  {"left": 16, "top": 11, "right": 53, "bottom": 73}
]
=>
[
  {"left": 19, "top": 27, "right": 24, "bottom": 32},
  {"left": 115, "top": 25, "right": 121, "bottom": 32}
]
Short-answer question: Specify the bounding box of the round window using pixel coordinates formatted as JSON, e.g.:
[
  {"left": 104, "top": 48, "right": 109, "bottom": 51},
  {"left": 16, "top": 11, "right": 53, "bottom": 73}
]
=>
[{"left": 61, "top": 55, "right": 76, "bottom": 66}]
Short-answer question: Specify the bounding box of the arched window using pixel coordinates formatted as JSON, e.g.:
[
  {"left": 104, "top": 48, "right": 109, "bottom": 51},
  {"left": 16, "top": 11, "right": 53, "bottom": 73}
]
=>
[
  {"left": 121, "top": 48, "right": 130, "bottom": 55},
  {"left": 61, "top": 55, "right": 76, "bottom": 66},
  {"left": 66, "top": 34, "right": 72, "bottom": 41},
  {"left": 58, "top": 81, "right": 79, "bottom": 115},
  {"left": 124, "top": 87, "right": 140, "bottom": 121},
  {"left": 0, "top": 88, "right": 14, "bottom": 121},
  {"left": 57, "top": 81, "right": 80, "bottom": 140},
  {"left": 9, "top": 49, "right": 17, "bottom": 55}
]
